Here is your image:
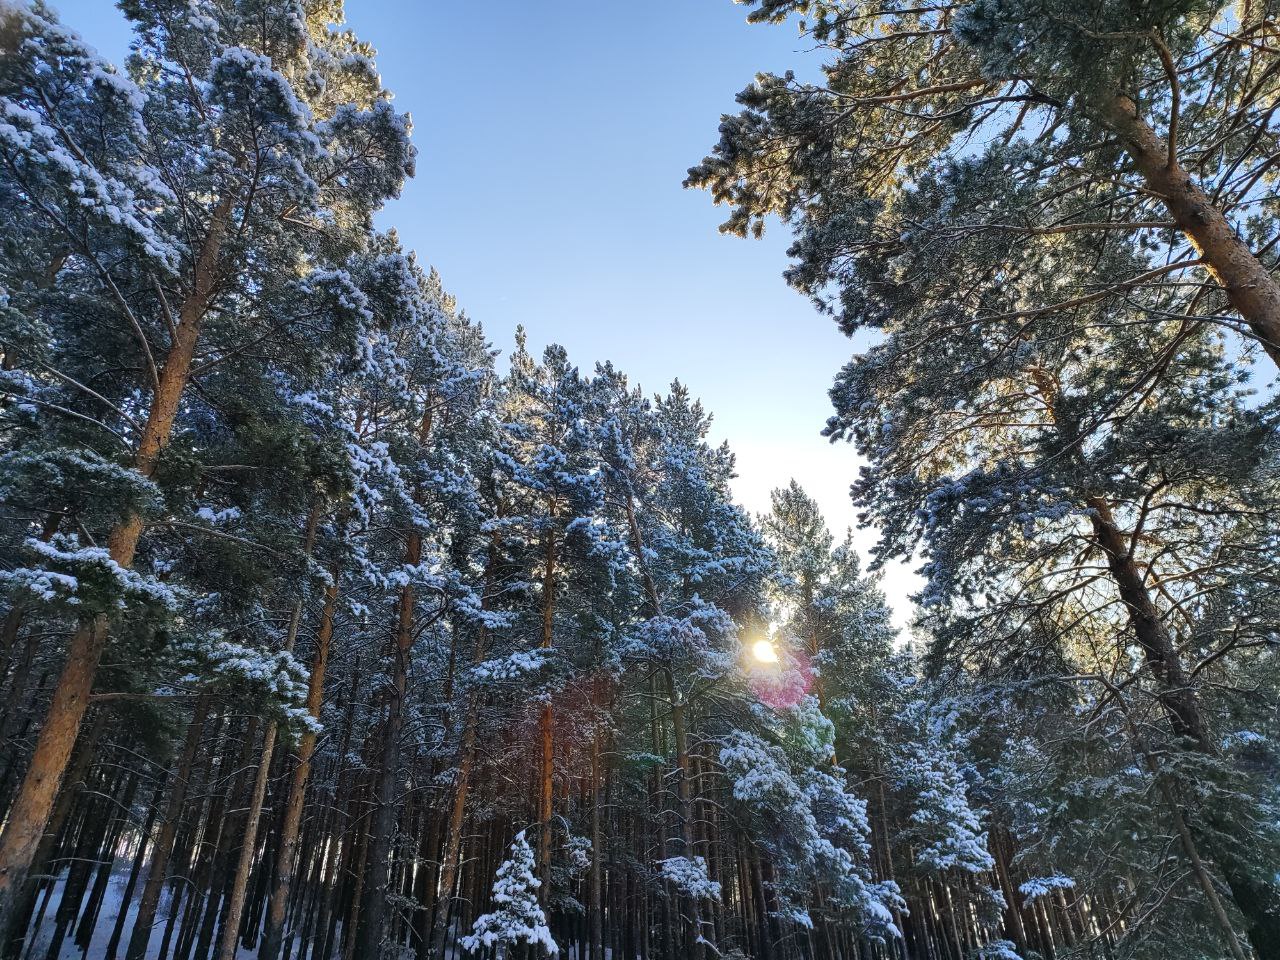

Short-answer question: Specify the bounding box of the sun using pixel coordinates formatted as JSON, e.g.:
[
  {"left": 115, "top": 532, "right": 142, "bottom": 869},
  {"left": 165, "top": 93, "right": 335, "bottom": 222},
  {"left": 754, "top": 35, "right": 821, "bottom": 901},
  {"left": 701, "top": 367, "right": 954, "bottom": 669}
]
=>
[{"left": 751, "top": 638, "right": 779, "bottom": 664}]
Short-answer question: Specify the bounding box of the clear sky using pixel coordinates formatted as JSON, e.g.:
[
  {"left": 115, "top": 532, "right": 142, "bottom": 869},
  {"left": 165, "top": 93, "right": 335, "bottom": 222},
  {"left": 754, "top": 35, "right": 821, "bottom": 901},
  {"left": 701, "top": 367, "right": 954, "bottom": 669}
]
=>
[{"left": 51, "top": 0, "right": 922, "bottom": 631}]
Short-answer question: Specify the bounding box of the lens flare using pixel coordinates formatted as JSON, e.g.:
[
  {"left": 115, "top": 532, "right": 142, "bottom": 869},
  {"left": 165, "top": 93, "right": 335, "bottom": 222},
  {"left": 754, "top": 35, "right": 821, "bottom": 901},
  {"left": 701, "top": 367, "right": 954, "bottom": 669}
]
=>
[{"left": 751, "top": 638, "right": 779, "bottom": 664}]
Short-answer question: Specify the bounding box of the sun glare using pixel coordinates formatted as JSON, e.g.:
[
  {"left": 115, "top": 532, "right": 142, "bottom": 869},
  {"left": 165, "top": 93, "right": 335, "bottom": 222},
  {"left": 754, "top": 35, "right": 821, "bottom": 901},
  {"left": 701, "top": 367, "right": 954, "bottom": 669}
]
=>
[{"left": 751, "top": 639, "right": 779, "bottom": 664}]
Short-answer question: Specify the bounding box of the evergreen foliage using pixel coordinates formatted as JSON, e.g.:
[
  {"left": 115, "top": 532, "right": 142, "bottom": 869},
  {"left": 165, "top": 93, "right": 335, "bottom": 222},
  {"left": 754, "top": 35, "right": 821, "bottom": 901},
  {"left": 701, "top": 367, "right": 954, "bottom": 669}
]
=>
[{"left": 690, "top": 1, "right": 1280, "bottom": 957}]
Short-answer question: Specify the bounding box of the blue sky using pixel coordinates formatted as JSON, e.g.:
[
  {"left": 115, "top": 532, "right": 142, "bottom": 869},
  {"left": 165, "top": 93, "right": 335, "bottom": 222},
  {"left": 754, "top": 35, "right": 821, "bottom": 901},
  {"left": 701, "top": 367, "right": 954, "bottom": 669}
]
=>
[{"left": 52, "top": 0, "right": 920, "bottom": 629}]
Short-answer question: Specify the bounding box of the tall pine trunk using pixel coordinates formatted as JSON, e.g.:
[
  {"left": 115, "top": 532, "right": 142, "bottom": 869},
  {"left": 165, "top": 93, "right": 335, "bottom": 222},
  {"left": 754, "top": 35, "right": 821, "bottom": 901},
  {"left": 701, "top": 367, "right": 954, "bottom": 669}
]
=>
[
  {"left": 429, "top": 707, "right": 479, "bottom": 959},
  {"left": 430, "top": 525, "right": 500, "bottom": 960},
  {"left": 123, "top": 692, "right": 212, "bottom": 960},
  {"left": 536, "top": 524, "right": 558, "bottom": 903},
  {"left": 355, "top": 537, "right": 420, "bottom": 957},
  {"left": 0, "top": 195, "right": 234, "bottom": 942},
  {"left": 1102, "top": 94, "right": 1280, "bottom": 369},
  {"left": 1088, "top": 495, "right": 1280, "bottom": 957},
  {"left": 357, "top": 408, "right": 432, "bottom": 958},
  {"left": 216, "top": 504, "right": 321, "bottom": 960},
  {"left": 668, "top": 686, "right": 704, "bottom": 960},
  {"left": 258, "top": 553, "right": 344, "bottom": 960},
  {"left": 588, "top": 691, "right": 603, "bottom": 960},
  {"left": 1032, "top": 362, "right": 1277, "bottom": 957},
  {"left": 104, "top": 776, "right": 165, "bottom": 960},
  {"left": 624, "top": 491, "right": 704, "bottom": 959},
  {"left": 0, "top": 713, "right": 105, "bottom": 960}
]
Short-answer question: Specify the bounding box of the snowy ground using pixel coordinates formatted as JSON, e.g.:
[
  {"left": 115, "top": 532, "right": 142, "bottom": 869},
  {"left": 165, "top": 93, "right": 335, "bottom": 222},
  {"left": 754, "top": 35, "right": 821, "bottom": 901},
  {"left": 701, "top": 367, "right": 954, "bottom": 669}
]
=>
[
  {"left": 25, "top": 870, "right": 261, "bottom": 960},
  {"left": 25, "top": 868, "right": 616, "bottom": 960}
]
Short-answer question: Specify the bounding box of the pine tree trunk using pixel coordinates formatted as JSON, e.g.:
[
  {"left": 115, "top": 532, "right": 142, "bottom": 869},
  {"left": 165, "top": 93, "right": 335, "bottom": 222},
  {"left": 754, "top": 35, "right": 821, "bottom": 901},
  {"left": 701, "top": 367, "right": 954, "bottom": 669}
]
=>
[
  {"left": 0, "top": 616, "right": 106, "bottom": 946},
  {"left": 536, "top": 525, "right": 558, "bottom": 904},
  {"left": 668, "top": 686, "right": 704, "bottom": 960},
  {"left": 44, "top": 776, "right": 111, "bottom": 960},
  {"left": 1102, "top": 94, "right": 1280, "bottom": 369},
  {"left": 0, "top": 627, "right": 43, "bottom": 804},
  {"left": 1087, "top": 497, "right": 1208, "bottom": 749},
  {"left": 302, "top": 664, "right": 362, "bottom": 960},
  {"left": 413, "top": 790, "right": 443, "bottom": 960},
  {"left": 123, "top": 692, "right": 212, "bottom": 960},
  {"left": 358, "top": 407, "right": 432, "bottom": 958},
  {"left": 0, "top": 513, "right": 63, "bottom": 744},
  {"left": 193, "top": 715, "right": 261, "bottom": 960},
  {"left": 588, "top": 723, "right": 603, "bottom": 960},
  {"left": 215, "top": 721, "right": 277, "bottom": 960},
  {"left": 751, "top": 852, "right": 772, "bottom": 960},
  {"left": 991, "top": 831, "right": 1027, "bottom": 953},
  {"left": 75, "top": 769, "right": 138, "bottom": 949},
  {"left": 430, "top": 705, "right": 478, "bottom": 959},
  {"left": 1088, "top": 495, "right": 1280, "bottom": 957},
  {"left": 104, "top": 776, "right": 166, "bottom": 960},
  {"left": 175, "top": 719, "right": 237, "bottom": 960},
  {"left": 355, "top": 533, "right": 421, "bottom": 959},
  {"left": 431, "top": 526, "right": 500, "bottom": 960},
  {"left": 218, "top": 502, "right": 320, "bottom": 960},
  {"left": 1, "top": 713, "right": 105, "bottom": 960},
  {"left": 259, "top": 561, "right": 343, "bottom": 960},
  {"left": 624, "top": 490, "right": 706, "bottom": 958},
  {"left": 0, "top": 195, "right": 234, "bottom": 941},
  {"left": 1024, "top": 369, "right": 1280, "bottom": 956},
  {"left": 340, "top": 787, "right": 371, "bottom": 960}
]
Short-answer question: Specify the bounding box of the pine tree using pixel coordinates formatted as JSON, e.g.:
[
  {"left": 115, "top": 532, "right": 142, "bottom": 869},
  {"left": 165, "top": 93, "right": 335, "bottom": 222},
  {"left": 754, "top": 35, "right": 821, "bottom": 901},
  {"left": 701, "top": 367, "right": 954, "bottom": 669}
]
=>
[
  {"left": 688, "top": 0, "right": 1280, "bottom": 372},
  {"left": 690, "top": 4, "right": 1280, "bottom": 954},
  {"left": 462, "top": 830, "right": 559, "bottom": 958},
  {"left": 0, "top": 0, "right": 414, "bottom": 936}
]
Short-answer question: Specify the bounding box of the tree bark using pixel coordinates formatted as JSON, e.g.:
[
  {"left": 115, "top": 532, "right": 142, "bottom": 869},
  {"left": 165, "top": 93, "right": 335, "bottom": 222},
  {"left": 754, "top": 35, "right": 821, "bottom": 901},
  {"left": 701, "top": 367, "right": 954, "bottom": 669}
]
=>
[
  {"left": 258, "top": 559, "right": 343, "bottom": 960},
  {"left": 0, "top": 713, "right": 105, "bottom": 960},
  {"left": 1102, "top": 94, "right": 1280, "bottom": 369},
  {"left": 1087, "top": 496, "right": 1209, "bottom": 750},
  {"left": 217, "top": 503, "right": 320, "bottom": 960},
  {"left": 1089, "top": 495, "right": 1280, "bottom": 957},
  {"left": 536, "top": 524, "right": 558, "bottom": 904},
  {"left": 0, "top": 194, "right": 234, "bottom": 941}
]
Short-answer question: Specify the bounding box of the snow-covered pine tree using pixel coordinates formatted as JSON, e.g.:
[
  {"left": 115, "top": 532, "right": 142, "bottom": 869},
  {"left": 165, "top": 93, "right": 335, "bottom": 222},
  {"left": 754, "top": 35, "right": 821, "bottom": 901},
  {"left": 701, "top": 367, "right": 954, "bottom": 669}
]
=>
[
  {"left": 761, "top": 482, "right": 836, "bottom": 731},
  {"left": 887, "top": 688, "right": 1016, "bottom": 954},
  {"left": 0, "top": 0, "right": 414, "bottom": 937},
  {"left": 689, "top": 0, "right": 1280, "bottom": 373},
  {"left": 615, "top": 381, "right": 773, "bottom": 958},
  {"left": 6, "top": 2, "right": 1275, "bottom": 958},
  {"left": 717, "top": 709, "right": 901, "bottom": 943},
  {"left": 491, "top": 332, "right": 608, "bottom": 906},
  {"left": 462, "top": 830, "right": 559, "bottom": 958},
  {"left": 690, "top": 4, "right": 1280, "bottom": 952}
]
